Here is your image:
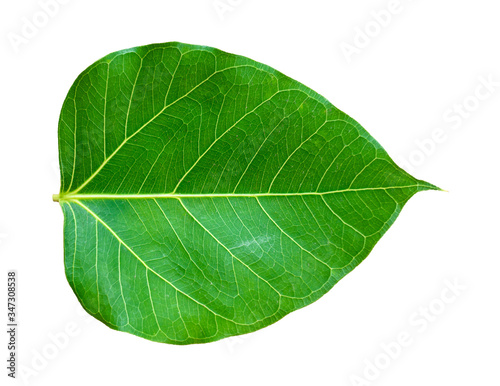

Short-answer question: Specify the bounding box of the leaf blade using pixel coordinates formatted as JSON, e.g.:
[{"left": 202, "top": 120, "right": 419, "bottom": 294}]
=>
[{"left": 57, "top": 42, "right": 439, "bottom": 344}]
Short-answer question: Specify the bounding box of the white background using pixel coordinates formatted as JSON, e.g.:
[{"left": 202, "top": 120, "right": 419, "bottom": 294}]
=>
[{"left": 1, "top": 0, "right": 499, "bottom": 385}]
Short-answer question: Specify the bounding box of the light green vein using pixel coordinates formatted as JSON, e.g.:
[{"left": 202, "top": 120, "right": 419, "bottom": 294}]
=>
[
  {"left": 72, "top": 200, "right": 271, "bottom": 327},
  {"left": 68, "top": 64, "right": 276, "bottom": 196},
  {"left": 55, "top": 185, "right": 425, "bottom": 202},
  {"left": 176, "top": 198, "right": 285, "bottom": 303}
]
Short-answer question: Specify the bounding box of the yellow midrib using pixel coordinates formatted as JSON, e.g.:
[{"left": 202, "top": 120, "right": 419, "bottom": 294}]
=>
[{"left": 53, "top": 184, "right": 424, "bottom": 202}]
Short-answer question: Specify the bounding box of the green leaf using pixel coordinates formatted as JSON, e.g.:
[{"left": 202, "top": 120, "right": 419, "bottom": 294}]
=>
[{"left": 55, "top": 42, "right": 439, "bottom": 344}]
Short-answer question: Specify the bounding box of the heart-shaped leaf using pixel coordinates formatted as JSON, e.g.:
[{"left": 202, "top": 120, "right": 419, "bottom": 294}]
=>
[{"left": 55, "top": 42, "right": 439, "bottom": 344}]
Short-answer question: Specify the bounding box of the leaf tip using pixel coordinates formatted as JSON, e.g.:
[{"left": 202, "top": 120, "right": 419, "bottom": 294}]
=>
[{"left": 417, "top": 180, "right": 445, "bottom": 193}]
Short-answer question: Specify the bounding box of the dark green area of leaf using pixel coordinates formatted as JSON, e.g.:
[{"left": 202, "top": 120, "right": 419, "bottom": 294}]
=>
[{"left": 56, "top": 42, "right": 439, "bottom": 344}]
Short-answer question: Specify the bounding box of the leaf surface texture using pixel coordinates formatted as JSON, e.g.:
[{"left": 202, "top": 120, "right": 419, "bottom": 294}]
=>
[{"left": 57, "top": 42, "right": 438, "bottom": 344}]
